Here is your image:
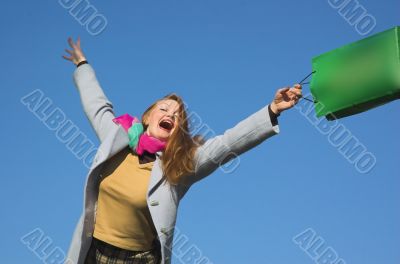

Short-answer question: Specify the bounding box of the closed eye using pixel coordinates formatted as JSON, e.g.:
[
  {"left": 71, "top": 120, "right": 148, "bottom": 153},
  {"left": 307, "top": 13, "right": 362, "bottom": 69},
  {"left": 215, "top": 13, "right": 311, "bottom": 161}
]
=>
[{"left": 160, "top": 108, "right": 179, "bottom": 117}]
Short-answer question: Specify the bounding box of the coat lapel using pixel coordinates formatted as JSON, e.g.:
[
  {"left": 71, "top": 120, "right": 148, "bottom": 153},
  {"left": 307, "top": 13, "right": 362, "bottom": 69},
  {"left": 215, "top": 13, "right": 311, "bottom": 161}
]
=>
[
  {"left": 147, "top": 152, "right": 164, "bottom": 197},
  {"left": 108, "top": 125, "right": 130, "bottom": 158},
  {"left": 105, "top": 125, "right": 165, "bottom": 196}
]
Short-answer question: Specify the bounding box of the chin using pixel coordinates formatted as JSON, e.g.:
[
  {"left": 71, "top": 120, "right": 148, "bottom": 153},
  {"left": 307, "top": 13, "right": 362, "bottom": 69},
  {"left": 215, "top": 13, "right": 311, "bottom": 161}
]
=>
[
  {"left": 149, "top": 128, "right": 173, "bottom": 141},
  {"left": 152, "top": 133, "right": 167, "bottom": 141},
  {"left": 158, "top": 130, "right": 173, "bottom": 139}
]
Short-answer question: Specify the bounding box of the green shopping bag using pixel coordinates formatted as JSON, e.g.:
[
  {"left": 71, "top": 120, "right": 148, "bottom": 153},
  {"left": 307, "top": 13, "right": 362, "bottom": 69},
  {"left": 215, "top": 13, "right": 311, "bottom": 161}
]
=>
[{"left": 310, "top": 26, "right": 400, "bottom": 120}]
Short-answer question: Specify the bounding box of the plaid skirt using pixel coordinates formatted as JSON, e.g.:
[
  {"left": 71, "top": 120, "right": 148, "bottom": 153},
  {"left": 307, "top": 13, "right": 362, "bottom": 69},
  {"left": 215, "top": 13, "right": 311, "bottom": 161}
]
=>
[{"left": 84, "top": 236, "right": 162, "bottom": 264}]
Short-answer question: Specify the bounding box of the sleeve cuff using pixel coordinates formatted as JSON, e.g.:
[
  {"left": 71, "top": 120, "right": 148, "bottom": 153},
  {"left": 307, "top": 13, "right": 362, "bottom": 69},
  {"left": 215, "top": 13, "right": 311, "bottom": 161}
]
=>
[
  {"left": 268, "top": 104, "right": 279, "bottom": 126},
  {"left": 77, "top": 60, "right": 89, "bottom": 68}
]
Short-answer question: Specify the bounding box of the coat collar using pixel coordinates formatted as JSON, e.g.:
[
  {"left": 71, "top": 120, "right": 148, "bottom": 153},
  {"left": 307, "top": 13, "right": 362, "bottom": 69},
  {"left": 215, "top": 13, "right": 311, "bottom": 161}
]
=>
[
  {"left": 105, "top": 125, "right": 165, "bottom": 194},
  {"left": 108, "top": 125, "right": 164, "bottom": 160}
]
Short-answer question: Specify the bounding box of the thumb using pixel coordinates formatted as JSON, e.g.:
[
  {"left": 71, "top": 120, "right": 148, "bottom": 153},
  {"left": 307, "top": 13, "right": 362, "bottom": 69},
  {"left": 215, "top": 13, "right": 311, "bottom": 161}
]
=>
[{"left": 277, "top": 87, "right": 290, "bottom": 94}]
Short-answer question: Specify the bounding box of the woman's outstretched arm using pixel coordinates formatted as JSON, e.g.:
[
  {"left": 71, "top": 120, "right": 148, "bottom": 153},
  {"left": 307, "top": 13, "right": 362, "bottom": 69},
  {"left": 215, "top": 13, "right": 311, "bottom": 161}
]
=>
[
  {"left": 62, "top": 37, "right": 117, "bottom": 143},
  {"left": 184, "top": 85, "right": 302, "bottom": 187}
]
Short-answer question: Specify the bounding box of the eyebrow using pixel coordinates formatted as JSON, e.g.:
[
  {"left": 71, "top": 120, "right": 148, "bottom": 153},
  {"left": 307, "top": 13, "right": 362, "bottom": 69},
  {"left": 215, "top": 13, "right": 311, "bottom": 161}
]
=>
[{"left": 159, "top": 103, "right": 179, "bottom": 114}]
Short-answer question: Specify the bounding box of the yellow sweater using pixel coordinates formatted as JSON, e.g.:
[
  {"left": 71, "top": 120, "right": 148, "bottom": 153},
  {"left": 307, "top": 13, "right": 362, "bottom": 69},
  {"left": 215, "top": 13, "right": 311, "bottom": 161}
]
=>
[{"left": 93, "top": 147, "right": 157, "bottom": 251}]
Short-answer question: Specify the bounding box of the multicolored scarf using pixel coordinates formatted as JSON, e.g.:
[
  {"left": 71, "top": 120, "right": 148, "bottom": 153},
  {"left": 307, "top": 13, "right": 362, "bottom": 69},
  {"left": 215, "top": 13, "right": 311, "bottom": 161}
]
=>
[{"left": 112, "top": 114, "right": 167, "bottom": 155}]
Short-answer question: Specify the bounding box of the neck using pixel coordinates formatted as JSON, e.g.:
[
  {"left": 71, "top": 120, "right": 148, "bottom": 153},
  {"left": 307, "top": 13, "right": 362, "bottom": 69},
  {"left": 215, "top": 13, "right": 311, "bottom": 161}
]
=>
[{"left": 145, "top": 129, "right": 168, "bottom": 143}]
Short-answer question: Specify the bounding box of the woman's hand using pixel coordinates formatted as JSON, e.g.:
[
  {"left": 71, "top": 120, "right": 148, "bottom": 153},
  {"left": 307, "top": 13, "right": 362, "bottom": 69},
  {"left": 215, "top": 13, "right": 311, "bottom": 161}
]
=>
[
  {"left": 62, "top": 36, "right": 87, "bottom": 65},
  {"left": 270, "top": 84, "right": 302, "bottom": 115}
]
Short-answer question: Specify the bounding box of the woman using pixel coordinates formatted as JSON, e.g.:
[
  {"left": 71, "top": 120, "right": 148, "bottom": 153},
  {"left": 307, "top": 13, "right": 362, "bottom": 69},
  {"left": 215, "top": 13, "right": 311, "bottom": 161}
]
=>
[{"left": 62, "top": 36, "right": 302, "bottom": 264}]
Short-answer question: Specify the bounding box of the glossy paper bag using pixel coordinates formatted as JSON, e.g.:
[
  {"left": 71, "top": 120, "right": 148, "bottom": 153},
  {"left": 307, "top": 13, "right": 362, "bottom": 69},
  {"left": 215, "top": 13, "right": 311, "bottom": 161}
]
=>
[{"left": 310, "top": 26, "right": 400, "bottom": 120}]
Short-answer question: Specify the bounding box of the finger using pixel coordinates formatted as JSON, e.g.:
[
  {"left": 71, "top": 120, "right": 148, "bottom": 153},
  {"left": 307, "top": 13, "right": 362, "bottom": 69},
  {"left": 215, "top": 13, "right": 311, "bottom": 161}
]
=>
[
  {"left": 65, "top": 49, "right": 73, "bottom": 55},
  {"left": 289, "top": 98, "right": 298, "bottom": 106},
  {"left": 289, "top": 88, "right": 302, "bottom": 97},
  {"left": 278, "top": 87, "right": 290, "bottom": 94},
  {"left": 293, "top": 83, "right": 302, "bottom": 89},
  {"left": 281, "top": 101, "right": 295, "bottom": 110},
  {"left": 289, "top": 94, "right": 297, "bottom": 101},
  {"left": 62, "top": 55, "right": 73, "bottom": 61},
  {"left": 68, "top": 37, "right": 76, "bottom": 49},
  {"left": 77, "top": 36, "right": 81, "bottom": 48}
]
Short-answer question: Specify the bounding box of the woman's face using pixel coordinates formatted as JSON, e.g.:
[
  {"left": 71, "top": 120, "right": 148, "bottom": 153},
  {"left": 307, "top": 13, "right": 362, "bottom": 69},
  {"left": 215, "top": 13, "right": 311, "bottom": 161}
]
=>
[{"left": 145, "top": 99, "right": 180, "bottom": 141}]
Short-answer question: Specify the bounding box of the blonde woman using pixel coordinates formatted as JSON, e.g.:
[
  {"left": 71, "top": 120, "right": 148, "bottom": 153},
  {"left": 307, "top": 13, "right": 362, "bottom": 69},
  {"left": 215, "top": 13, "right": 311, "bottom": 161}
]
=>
[{"left": 62, "top": 37, "right": 302, "bottom": 264}]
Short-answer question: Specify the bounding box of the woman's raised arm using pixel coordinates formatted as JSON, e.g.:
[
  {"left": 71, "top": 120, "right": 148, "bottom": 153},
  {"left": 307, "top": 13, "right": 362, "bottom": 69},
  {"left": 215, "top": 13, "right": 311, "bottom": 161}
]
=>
[
  {"left": 62, "top": 37, "right": 117, "bottom": 143},
  {"left": 182, "top": 84, "right": 302, "bottom": 187}
]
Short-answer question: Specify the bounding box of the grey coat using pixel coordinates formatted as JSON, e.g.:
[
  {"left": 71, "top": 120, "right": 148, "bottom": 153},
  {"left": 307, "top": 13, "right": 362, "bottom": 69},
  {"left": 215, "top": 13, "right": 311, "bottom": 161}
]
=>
[{"left": 65, "top": 64, "right": 280, "bottom": 264}]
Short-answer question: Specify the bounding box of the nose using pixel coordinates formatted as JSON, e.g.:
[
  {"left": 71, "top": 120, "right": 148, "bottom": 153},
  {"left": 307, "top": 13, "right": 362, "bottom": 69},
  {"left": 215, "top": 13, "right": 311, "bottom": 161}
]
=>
[
  {"left": 166, "top": 112, "right": 175, "bottom": 120},
  {"left": 162, "top": 114, "right": 173, "bottom": 125},
  {"left": 168, "top": 115, "right": 175, "bottom": 123}
]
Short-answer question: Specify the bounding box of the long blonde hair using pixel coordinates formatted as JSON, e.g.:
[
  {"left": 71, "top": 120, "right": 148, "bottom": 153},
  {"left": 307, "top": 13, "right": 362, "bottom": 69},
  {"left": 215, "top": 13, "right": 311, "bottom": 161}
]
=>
[{"left": 141, "top": 93, "right": 205, "bottom": 185}]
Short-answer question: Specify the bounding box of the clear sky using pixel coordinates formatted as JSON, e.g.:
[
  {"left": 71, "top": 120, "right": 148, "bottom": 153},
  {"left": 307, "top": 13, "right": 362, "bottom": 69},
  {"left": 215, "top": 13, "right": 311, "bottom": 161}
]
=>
[{"left": 1, "top": 0, "right": 399, "bottom": 263}]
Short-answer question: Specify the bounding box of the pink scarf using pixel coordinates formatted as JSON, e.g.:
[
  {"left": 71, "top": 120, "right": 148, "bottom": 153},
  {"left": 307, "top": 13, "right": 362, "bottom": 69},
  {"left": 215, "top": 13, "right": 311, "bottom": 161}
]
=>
[{"left": 112, "top": 114, "right": 167, "bottom": 155}]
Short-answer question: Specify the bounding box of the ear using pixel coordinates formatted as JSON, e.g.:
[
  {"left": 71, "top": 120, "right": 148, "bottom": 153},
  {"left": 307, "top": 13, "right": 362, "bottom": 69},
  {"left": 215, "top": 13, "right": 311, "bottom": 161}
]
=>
[
  {"left": 141, "top": 115, "right": 149, "bottom": 126},
  {"left": 142, "top": 118, "right": 150, "bottom": 133}
]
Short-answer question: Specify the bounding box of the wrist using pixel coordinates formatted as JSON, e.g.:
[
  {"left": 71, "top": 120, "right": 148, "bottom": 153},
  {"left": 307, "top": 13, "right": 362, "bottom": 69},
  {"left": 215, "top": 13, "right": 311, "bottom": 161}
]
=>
[
  {"left": 76, "top": 59, "right": 88, "bottom": 67},
  {"left": 270, "top": 102, "right": 280, "bottom": 115}
]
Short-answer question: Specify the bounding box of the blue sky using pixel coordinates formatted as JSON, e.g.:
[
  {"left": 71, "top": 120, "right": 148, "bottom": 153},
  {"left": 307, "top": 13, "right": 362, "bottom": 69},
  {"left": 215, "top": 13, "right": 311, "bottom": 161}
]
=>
[{"left": 1, "top": 0, "right": 399, "bottom": 263}]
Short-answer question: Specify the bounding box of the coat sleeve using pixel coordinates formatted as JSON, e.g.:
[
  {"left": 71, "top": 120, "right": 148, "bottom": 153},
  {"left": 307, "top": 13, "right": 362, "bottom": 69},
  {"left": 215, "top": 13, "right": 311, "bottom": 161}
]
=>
[
  {"left": 182, "top": 104, "right": 280, "bottom": 187},
  {"left": 73, "top": 64, "right": 117, "bottom": 143}
]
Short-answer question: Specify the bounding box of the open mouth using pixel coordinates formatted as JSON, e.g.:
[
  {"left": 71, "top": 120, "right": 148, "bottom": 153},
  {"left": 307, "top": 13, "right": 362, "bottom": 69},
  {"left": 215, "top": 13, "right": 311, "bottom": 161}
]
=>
[{"left": 158, "top": 119, "right": 174, "bottom": 132}]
